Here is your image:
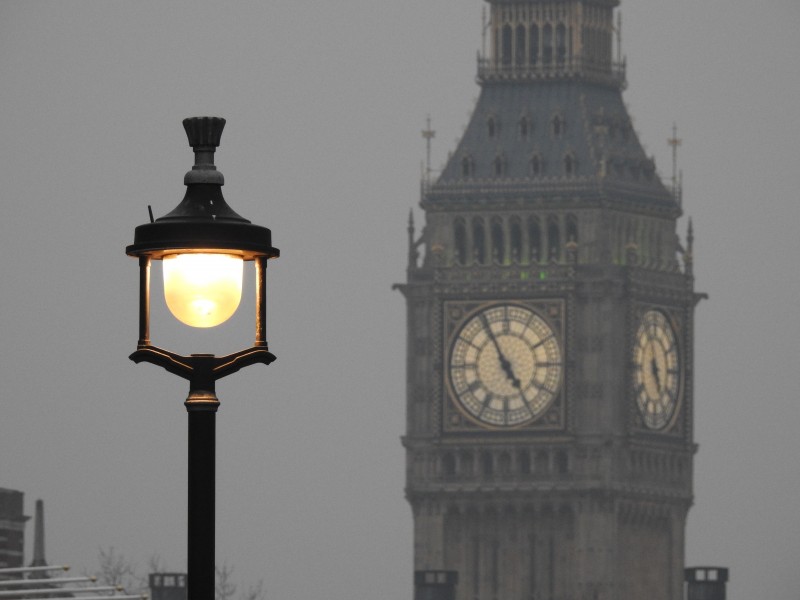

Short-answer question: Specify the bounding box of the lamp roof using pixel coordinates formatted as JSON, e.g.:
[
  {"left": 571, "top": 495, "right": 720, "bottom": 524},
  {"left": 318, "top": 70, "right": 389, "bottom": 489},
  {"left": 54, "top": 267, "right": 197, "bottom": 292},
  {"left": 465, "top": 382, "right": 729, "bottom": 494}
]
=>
[{"left": 126, "top": 117, "right": 279, "bottom": 260}]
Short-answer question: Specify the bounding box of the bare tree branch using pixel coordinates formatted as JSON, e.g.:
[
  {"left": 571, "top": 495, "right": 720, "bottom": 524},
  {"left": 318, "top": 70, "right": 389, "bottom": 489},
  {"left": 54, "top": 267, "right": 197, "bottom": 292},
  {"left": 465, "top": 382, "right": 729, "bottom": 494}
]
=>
[
  {"left": 215, "top": 563, "right": 236, "bottom": 600},
  {"left": 95, "top": 547, "right": 144, "bottom": 593}
]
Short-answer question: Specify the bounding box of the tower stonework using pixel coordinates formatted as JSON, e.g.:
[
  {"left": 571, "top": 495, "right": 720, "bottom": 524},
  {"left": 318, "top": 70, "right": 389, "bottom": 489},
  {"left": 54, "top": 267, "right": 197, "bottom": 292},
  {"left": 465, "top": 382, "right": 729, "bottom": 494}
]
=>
[{"left": 396, "top": 1, "right": 701, "bottom": 599}]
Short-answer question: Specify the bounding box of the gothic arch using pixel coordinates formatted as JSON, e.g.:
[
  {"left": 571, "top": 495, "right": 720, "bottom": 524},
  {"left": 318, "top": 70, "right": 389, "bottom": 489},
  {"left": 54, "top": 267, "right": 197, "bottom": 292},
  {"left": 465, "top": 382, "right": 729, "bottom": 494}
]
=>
[
  {"left": 501, "top": 24, "right": 513, "bottom": 65},
  {"left": 515, "top": 24, "right": 526, "bottom": 66},
  {"left": 534, "top": 449, "right": 549, "bottom": 474},
  {"left": 530, "top": 152, "right": 544, "bottom": 176},
  {"left": 491, "top": 216, "right": 505, "bottom": 263},
  {"left": 498, "top": 451, "right": 512, "bottom": 476},
  {"left": 472, "top": 217, "right": 487, "bottom": 264},
  {"left": 487, "top": 115, "right": 498, "bottom": 138},
  {"left": 461, "top": 154, "right": 475, "bottom": 177},
  {"left": 555, "top": 450, "right": 569, "bottom": 474},
  {"left": 530, "top": 23, "right": 539, "bottom": 65},
  {"left": 566, "top": 214, "right": 578, "bottom": 244},
  {"left": 548, "top": 216, "right": 561, "bottom": 261},
  {"left": 460, "top": 451, "right": 475, "bottom": 477},
  {"left": 564, "top": 152, "right": 577, "bottom": 175},
  {"left": 552, "top": 113, "right": 566, "bottom": 137},
  {"left": 454, "top": 218, "right": 467, "bottom": 265},
  {"left": 481, "top": 451, "right": 494, "bottom": 477},
  {"left": 519, "top": 114, "right": 532, "bottom": 138},
  {"left": 509, "top": 216, "right": 522, "bottom": 263},
  {"left": 493, "top": 154, "right": 507, "bottom": 177},
  {"left": 556, "top": 23, "right": 567, "bottom": 64},
  {"left": 442, "top": 452, "right": 456, "bottom": 478},
  {"left": 543, "top": 23, "right": 553, "bottom": 66},
  {"left": 518, "top": 449, "right": 531, "bottom": 475},
  {"left": 528, "top": 216, "right": 542, "bottom": 262}
]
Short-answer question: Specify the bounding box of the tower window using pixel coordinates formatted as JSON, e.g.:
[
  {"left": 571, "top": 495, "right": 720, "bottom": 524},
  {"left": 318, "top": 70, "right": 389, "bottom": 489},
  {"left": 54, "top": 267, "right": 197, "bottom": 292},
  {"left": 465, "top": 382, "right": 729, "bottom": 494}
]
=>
[
  {"left": 461, "top": 155, "right": 475, "bottom": 177},
  {"left": 442, "top": 453, "right": 456, "bottom": 478},
  {"left": 461, "top": 452, "right": 474, "bottom": 476},
  {"left": 493, "top": 154, "right": 506, "bottom": 177},
  {"left": 556, "top": 23, "right": 567, "bottom": 64},
  {"left": 518, "top": 450, "right": 531, "bottom": 475},
  {"left": 472, "top": 218, "right": 486, "bottom": 264},
  {"left": 510, "top": 217, "right": 522, "bottom": 262},
  {"left": 454, "top": 218, "right": 467, "bottom": 265},
  {"left": 566, "top": 214, "right": 578, "bottom": 245},
  {"left": 519, "top": 115, "right": 531, "bottom": 138},
  {"left": 498, "top": 452, "right": 512, "bottom": 476},
  {"left": 529, "top": 24, "right": 539, "bottom": 65},
  {"left": 555, "top": 450, "right": 568, "bottom": 474},
  {"left": 501, "top": 24, "right": 513, "bottom": 65},
  {"left": 552, "top": 115, "right": 566, "bottom": 137},
  {"left": 515, "top": 24, "right": 526, "bottom": 66},
  {"left": 487, "top": 117, "right": 497, "bottom": 138},
  {"left": 491, "top": 217, "right": 505, "bottom": 263},
  {"left": 548, "top": 216, "right": 561, "bottom": 261},
  {"left": 543, "top": 24, "right": 553, "bottom": 65},
  {"left": 564, "top": 152, "right": 577, "bottom": 175},
  {"left": 528, "top": 217, "right": 542, "bottom": 262},
  {"left": 481, "top": 452, "right": 494, "bottom": 476},
  {"left": 534, "top": 450, "right": 549, "bottom": 473},
  {"left": 530, "top": 153, "right": 543, "bottom": 176}
]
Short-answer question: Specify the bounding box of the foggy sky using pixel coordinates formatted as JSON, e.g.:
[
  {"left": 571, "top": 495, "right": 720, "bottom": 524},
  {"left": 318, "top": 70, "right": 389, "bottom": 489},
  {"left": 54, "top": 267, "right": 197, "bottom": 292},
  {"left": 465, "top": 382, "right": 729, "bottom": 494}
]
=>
[{"left": 0, "top": 1, "right": 798, "bottom": 599}]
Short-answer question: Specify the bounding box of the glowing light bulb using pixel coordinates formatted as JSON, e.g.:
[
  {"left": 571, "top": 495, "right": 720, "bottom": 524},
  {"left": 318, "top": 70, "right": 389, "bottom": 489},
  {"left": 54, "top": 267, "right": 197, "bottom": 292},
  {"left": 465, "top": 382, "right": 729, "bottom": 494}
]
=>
[{"left": 163, "top": 253, "right": 243, "bottom": 328}]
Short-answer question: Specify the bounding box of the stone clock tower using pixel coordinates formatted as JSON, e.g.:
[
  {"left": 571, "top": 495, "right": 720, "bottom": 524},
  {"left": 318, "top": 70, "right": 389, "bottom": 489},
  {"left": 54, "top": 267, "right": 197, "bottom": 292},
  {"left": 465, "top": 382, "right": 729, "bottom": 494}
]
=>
[{"left": 396, "top": 1, "right": 702, "bottom": 599}]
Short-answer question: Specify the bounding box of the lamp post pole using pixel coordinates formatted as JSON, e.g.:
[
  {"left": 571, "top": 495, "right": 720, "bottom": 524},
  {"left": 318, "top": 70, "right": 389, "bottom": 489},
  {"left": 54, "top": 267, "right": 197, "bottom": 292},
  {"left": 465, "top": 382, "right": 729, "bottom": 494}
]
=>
[
  {"left": 127, "top": 117, "right": 279, "bottom": 600},
  {"left": 186, "top": 383, "right": 218, "bottom": 600}
]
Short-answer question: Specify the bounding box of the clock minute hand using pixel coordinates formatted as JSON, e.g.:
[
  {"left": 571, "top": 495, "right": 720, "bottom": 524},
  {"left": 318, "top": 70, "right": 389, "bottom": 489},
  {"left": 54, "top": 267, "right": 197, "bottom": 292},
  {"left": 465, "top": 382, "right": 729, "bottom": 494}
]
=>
[{"left": 481, "top": 315, "right": 521, "bottom": 389}]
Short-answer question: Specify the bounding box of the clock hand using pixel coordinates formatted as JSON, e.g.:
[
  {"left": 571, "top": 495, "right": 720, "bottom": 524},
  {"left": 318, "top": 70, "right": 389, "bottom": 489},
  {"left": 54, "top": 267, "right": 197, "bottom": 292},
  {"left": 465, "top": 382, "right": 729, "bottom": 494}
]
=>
[
  {"left": 650, "top": 354, "right": 661, "bottom": 390},
  {"left": 481, "top": 314, "right": 521, "bottom": 389}
]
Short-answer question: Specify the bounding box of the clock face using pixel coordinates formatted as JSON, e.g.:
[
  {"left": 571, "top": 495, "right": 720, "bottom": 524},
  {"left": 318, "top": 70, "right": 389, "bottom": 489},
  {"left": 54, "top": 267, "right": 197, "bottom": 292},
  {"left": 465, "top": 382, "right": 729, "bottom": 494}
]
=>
[
  {"left": 632, "top": 310, "right": 681, "bottom": 430},
  {"left": 448, "top": 304, "right": 563, "bottom": 428}
]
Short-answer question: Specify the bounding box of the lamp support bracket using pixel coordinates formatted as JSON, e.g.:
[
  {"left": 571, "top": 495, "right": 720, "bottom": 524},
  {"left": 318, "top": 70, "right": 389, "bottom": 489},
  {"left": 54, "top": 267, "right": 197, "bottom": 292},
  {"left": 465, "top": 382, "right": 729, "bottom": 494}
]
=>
[{"left": 129, "top": 345, "right": 276, "bottom": 409}]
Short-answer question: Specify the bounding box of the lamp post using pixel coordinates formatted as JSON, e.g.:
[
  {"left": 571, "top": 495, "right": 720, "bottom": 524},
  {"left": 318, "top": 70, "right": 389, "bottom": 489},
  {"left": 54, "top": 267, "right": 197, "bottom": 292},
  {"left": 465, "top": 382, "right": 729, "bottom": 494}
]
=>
[{"left": 126, "top": 117, "right": 279, "bottom": 600}]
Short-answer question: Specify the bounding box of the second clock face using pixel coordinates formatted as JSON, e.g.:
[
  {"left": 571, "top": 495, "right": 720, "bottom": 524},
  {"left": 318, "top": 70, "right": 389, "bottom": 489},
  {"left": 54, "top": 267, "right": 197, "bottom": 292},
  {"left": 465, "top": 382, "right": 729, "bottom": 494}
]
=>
[
  {"left": 632, "top": 309, "right": 681, "bottom": 430},
  {"left": 448, "top": 304, "right": 563, "bottom": 428}
]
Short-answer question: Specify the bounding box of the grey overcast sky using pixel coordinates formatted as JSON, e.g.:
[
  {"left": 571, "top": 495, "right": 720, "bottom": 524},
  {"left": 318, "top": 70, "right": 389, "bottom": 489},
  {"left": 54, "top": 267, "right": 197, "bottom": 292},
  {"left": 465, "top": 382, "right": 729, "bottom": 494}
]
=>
[{"left": 0, "top": 1, "right": 799, "bottom": 599}]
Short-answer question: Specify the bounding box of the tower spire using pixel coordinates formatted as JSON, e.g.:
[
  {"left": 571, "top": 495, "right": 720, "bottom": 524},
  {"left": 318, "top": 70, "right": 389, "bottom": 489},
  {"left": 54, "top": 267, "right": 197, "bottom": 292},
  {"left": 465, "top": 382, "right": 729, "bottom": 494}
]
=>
[
  {"left": 668, "top": 123, "right": 682, "bottom": 206},
  {"left": 482, "top": 7, "right": 488, "bottom": 59},
  {"left": 421, "top": 115, "right": 436, "bottom": 185}
]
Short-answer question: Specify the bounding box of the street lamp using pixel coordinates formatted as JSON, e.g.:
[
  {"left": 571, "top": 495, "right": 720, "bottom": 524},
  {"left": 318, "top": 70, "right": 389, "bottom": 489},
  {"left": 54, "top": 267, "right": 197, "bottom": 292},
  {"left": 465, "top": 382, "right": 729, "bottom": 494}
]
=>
[{"left": 126, "top": 117, "right": 279, "bottom": 600}]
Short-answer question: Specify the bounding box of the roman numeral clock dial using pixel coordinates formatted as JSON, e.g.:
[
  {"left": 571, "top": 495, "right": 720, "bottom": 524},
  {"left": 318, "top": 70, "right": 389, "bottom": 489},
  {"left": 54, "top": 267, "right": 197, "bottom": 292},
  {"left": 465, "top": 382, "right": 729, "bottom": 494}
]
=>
[
  {"left": 448, "top": 304, "right": 563, "bottom": 428},
  {"left": 632, "top": 309, "right": 682, "bottom": 430}
]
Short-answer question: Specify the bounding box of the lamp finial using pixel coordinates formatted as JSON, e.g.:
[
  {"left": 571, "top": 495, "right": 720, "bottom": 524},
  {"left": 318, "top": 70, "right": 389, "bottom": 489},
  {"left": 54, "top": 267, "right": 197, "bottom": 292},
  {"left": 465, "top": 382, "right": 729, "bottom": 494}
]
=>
[{"left": 183, "top": 117, "right": 226, "bottom": 185}]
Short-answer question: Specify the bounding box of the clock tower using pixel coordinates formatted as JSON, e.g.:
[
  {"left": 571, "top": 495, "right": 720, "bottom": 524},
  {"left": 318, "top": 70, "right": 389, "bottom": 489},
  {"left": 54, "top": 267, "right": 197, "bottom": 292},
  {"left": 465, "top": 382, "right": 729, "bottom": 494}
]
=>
[{"left": 396, "top": 1, "right": 702, "bottom": 599}]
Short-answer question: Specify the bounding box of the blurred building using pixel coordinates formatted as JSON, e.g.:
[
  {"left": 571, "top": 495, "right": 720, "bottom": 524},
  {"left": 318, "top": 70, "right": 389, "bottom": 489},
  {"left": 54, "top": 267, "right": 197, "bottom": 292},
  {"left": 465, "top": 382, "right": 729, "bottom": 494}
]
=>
[
  {"left": 685, "top": 567, "right": 729, "bottom": 600},
  {"left": 0, "top": 489, "right": 27, "bottom": 569},
  {"left": 398, "top": 0, "right": 702, "bottom": 599},
  {"left": 149, "top": 573, "right": 186, "bottom": 600}
]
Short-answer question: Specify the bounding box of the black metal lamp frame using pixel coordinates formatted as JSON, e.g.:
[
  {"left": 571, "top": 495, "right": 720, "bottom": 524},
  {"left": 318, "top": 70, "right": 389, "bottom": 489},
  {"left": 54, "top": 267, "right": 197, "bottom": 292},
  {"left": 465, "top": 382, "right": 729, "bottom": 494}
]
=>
[{"left": 126, "top": 117, "right": 279, "bottom": 600}]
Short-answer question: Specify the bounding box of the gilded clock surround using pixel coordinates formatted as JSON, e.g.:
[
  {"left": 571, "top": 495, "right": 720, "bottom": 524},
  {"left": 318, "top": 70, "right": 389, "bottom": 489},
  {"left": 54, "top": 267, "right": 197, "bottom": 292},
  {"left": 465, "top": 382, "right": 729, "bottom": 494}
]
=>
[{"left": 443, "top": 298, "right": 566, "bottom": 433}]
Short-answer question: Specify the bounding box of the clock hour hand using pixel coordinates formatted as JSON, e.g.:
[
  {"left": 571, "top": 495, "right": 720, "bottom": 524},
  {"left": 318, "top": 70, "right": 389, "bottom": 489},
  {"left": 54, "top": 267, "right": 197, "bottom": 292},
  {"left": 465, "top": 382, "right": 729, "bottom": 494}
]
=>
[
  {"left": 650, "top": 356, "right": 661, "bottom": 390},
  {"left": 481, "top": 314, "right": 521, "bottom": 389}
]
